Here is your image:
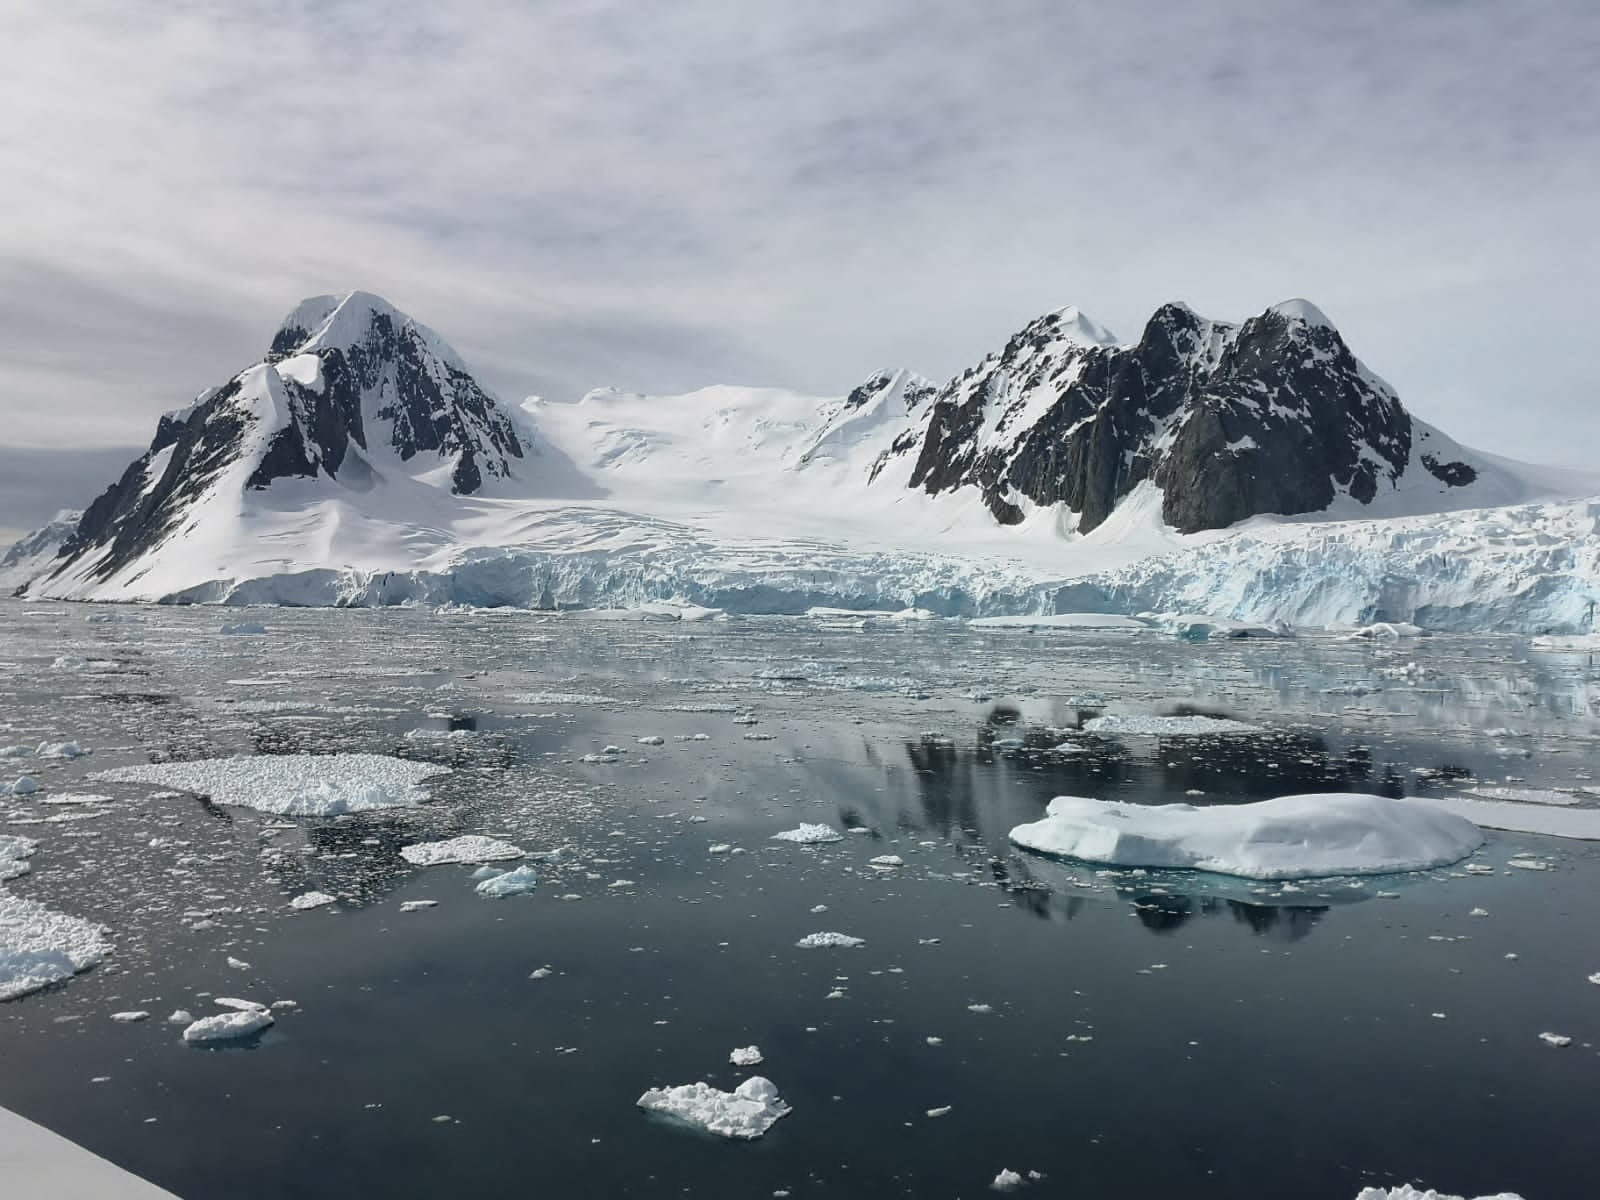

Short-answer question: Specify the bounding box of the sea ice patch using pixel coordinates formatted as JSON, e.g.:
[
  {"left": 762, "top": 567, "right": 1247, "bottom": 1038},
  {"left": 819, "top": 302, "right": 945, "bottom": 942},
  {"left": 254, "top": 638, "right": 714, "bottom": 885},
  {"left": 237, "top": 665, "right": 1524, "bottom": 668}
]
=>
[
  {"left": 1082, "top": 714, "right": 1261, "bottom": 736},
  {"left": 400, "top": 835, "right": 525, "bottom": 866},
  {"left": 772, "top": 824, "right": 844, "bottom": 845},
  {"left": 93, "top": 753, "right": 448, "bottom": 816},
  {"left": 796, "top": 932, "right": 865, "bottom": 948}
]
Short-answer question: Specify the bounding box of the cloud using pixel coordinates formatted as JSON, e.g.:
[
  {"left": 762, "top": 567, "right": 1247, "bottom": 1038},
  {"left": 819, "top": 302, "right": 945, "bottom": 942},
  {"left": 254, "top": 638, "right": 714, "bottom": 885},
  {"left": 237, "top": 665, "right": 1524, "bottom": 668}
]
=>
[{"left": 0, "top": 0, "right": 1596, "bottom": 467}]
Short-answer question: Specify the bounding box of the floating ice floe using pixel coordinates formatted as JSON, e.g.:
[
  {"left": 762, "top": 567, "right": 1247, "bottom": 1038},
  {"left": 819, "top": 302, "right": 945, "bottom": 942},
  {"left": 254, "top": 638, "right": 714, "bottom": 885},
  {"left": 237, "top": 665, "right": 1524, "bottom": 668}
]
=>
[
  {"left": 288, "top": 891, "right": 337, "bottom": 910},
  {"left": 34, "top": 742, "right": 89, "bottom": 760},
  {"left": 1418, "top": 792, "right": 1600, "bottom": 841},
  {"left": 182, "top": 1009, "right": 273, "bottom": 1044},
  {"left": 399, "top": 835, "right": 525, "bottom": 866},
  {"left": 1538, "top": 1032, "right": 1572, "bottom": 1047},
  {"left": 1082, "top": 714, "right": 1262, "bottom": 736},
  {"left": 0, "top": 836, "right": 109, "bottom": 1001},
  {"left": 636, "top": 1076, "right": 791, "bottom": 1139},
  {"left": 796, "top": 932, "right": 865, "bottom": 949},
  {"left": 475, "top": 865, "right": 539, "bottom": 897},
  {"left": 729, "top": 1045, "right": 764, "bottom": 1066},
  {"left": 970, "top": 613, "right": 1147, "bottom": 631},
  {"left": 1009, "top": 793, "right": 1485, "bottom": 880},
  {"left": 110, "top": 1010, "right": 148, "bottom": 1022},
  {"left": 1354, "top": 1186, "right": 1524, "bottom": 1200},
  {"left": 771, "top": 824, "right": 844, "bottom": 845},
  {"left": 92, "top": 753, "right": 448, "bottom": 816},
  {"left": 399, "top": 900, "right": 438, "bottom": 912},
  {"left": 869, "top": 855, "right": 904, "bottom": 868}
]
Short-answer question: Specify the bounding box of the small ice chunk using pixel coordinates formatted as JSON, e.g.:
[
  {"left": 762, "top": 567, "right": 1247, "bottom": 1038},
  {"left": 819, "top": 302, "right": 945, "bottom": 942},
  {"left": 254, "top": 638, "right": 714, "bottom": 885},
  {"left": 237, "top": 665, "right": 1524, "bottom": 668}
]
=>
[
  {"left": 289, "top": 891, "right": 337, "bottom": 910},
  {"left": 475, "top": 865, "right": 538, "bottom": 897},
  {"left": 6, "top": 776, "right": 40, "bottom": 796},
  {"left": 182, "top": 1009, "right": 273, "bottom": 1043},
  {"left": 1538, "top": 1032, "right": 1572, "bottom": 1047},
  {"left": 869, "top": 855, "right": 904, "bottom": 868},
  {"left": 35, "top": 742, "right": 90, "bottom": 760},
  {"left": 729, "top": 1045, "right": 764, "bottom": 1067},
  {"left": 1354, "top": 1186, "right": 1527, "bottom": 1199},
  {"left": 530, "top": 966, "right": 554, "bottom": 979},
  {"left": 399, "top": 900, "right": 438, "bottom": 912},
  {"left": 771, "top": 824, "right": 844, "bottom": 845},
  {"left": 926, "top": 1106, "right": 951, "bottom": 1117},
  {"left": 110, "top": 1011, "right": 149, "bottom": 1022},
  {"left": 637, "top": 736, "right": 665, "bottom": 746},
  {"left": 796, "top": 932, "right": 865, "bottom": 949},
  {"left": 400, "top": 836, "right": 525, "bottom": 866},
  {"left": 708, "top": 844, "right": 732, "bottom": 855},
  {"left": 991, "top": 1168, "right": 1024, "bottom": 1191},
  {"left": 636, "top": 1076, "right": 791, "bottom": 1139},
  {"left": 968, "top": 1004, "right": 994, "bottom": 1014},
  {"left": 167, "top": 1010, "right": 193, "bottom": 1024},
  {"left": 226, "top": 957, "right": 251, "bottom": 970}
]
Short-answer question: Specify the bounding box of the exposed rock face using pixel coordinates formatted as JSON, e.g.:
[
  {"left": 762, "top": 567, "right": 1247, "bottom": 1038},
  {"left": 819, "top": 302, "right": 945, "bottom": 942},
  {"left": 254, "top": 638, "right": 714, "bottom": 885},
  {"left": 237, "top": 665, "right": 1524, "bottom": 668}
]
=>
[
  {"left": 41, "top": 292, "right": 525, "bottom": 587},
  {"left": 874, "top": 299, "right": 1478, "bottom": 533}
]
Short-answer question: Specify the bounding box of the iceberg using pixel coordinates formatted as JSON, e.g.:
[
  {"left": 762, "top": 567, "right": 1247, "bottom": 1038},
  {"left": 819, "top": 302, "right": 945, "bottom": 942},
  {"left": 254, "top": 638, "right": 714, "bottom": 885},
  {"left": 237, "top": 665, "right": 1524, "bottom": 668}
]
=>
[
  {"left": 474, "top": 865, "right": 539, "bottom": 897},
  {"left": 181, "top": 1009, "right": 274, "bottom": 1044},
  {"left": 636, "top": 1076, "right": 791, "bottom": 1139},
  {"left": 1009, "top": 793, "right": 1484, "bottom": 880}
]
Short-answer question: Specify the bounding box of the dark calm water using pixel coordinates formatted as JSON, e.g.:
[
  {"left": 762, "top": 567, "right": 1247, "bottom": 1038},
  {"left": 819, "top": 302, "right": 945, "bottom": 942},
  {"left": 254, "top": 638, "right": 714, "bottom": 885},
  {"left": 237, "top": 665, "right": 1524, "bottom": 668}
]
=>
[{"left": 1, "top": 603, "right": 1597, "bottom": 1199}]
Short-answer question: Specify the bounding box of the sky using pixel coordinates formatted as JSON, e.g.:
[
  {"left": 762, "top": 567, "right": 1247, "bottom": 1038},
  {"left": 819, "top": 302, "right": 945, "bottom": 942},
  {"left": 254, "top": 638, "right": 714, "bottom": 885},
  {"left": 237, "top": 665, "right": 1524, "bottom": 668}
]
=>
[{"left": 1, "top": 0, "right": 1597, "bottom": 536}]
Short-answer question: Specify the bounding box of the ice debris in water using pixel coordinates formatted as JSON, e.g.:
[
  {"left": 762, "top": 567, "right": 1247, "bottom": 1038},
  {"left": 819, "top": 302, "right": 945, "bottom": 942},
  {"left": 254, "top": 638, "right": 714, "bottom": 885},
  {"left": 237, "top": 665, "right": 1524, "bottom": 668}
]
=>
[
  {"left": 1009, "top": 793, "right": 1484, "bottom": 880},
  {"left": 796, "top": 932, "right": 865, "bottom": 949},
  {"left": 475, "top": 865, "right": 539, "bottom": 897},
  {"left": 399, "top": 900, "right": 438, "bottom": 913},
  {"left": 110, "top": 1010, "right": 149, "bottom": 1022},
  {"left": 0, "top": 837, "right": 109, "bottom": 1001},
  {"left": 93, "top": 753, "right": 448, "bottom": 816},
  {"left": 35, "top": 742, "right": 90, "bottom": 760},
  {"left": 636, "top": 1076, "right": 791, "bottom": 1139},
  {"left": 2, "top": 776, "right": 40, "bottom": 797},
  {"left": 869, "top": 855, "right": 904, "bottom": 868},
  {"left": 729, "top": 1045, "right": 764, "bottom": 1066},
  {"left": 182, "top": 1008, "right": 273, "bottom": 1044},
  {"left": 1081, "top": 714, "right": 1261, "bottom": 736},
  {"left": 991, "top": 1168, "right": 1024, "bottom": 1191},
  {"left": 289, "top": 891, "right": 337, "bottom": 910},
  {"left": 400, "top": 836, "right": 524, "bottom": 866},
  {"left": 1538, "top": 1032, "right": 1572, "bottom": 1047},
  {"left": 771, "top": 824, "right": 844, "bottom": 845}
]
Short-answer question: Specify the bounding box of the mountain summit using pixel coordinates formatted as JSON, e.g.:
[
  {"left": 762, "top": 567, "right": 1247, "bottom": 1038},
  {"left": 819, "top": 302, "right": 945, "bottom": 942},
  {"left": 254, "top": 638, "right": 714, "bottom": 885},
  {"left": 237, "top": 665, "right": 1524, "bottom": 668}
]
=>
[
  {"left": 39, "top": 291, "right": 526, "bottom": 591},
  {"left": 870, "top": 298, "right": 1486, "bottom": 533}
]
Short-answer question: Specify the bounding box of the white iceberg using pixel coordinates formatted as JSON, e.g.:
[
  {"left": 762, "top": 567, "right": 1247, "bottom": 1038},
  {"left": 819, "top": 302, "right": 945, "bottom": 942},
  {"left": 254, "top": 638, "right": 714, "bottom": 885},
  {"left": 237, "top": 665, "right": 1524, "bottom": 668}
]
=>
[
  {"left": 729, "top": 1045, "right": 764, "bottom": 1066},
  {"left": 181, "top": 1009, "right": 273, "bottom": 1043},
  {"left": 92, "top": 753, "right": 448, "bottom": 816},
  {"left": 475, "top": 865, "right": 539, "bottom": 897},
  {"left": 637, "top": 1076, "right": 791, "bottom": 1139},
  {"left": 1009, "top": 793, "right": 1484, "bottom": 880},
  {"left": 288, "top": 891, "right": 337, "bottom": 910},
  {"left": 400, "top": 835, "right": 525, "bottom": 866},
  {"left": 771, "top": 824, "right": 844, "bottom": 845}
]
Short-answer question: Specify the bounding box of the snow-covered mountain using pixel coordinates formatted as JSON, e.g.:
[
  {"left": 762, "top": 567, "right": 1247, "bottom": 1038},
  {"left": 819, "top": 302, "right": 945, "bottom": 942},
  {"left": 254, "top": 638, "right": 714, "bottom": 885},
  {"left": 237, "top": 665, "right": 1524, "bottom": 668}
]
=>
[
  {"left": 869, "top": 299, "right": 1540, "bottom": 533},
  {"left": 14, "top": 289, "right": 1599, "bottom": 631},
  {"left": 0, "top": 509, "right": 80, "bottom": 593},
  {"left": 32, "top": 292, "right": 532, "bottom": 598}
]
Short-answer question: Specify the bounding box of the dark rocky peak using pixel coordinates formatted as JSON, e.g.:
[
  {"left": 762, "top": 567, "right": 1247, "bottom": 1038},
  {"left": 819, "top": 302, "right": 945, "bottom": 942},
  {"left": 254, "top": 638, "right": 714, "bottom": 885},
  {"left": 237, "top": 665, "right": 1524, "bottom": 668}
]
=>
[{"left": 880, "top": 297, "right": 1480, "bottom": 535}]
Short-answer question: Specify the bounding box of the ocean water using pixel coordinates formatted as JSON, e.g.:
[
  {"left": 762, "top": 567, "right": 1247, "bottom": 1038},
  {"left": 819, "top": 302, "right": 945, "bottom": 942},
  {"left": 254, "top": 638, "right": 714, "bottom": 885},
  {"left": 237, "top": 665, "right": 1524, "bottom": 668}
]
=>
[{"left": 1, "top": 602, "right": 1596, "bottom": 1198}]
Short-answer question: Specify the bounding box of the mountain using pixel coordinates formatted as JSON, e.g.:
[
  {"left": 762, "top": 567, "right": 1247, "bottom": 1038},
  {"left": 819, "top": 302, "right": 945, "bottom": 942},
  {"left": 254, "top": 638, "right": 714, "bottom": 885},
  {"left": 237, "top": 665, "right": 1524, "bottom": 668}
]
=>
[
  {"left": 866, "top": 299, "right": 1516, "bottom": 534},
  {"left": 32, "top": 292, "right": 529, "bottom": 596},
  {"left": 0, "top": 509, "right": 80, "bottom": 593},
  {"left": 19, "top": 289, "right": 1598, "bottom": 631}
]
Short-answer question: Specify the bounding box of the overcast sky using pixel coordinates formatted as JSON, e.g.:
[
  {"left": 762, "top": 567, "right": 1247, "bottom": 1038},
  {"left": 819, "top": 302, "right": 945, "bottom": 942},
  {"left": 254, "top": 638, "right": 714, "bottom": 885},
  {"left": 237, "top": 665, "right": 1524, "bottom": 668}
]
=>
[{"left": 1, "top": 0, "right": 1597, "bottom": 534}]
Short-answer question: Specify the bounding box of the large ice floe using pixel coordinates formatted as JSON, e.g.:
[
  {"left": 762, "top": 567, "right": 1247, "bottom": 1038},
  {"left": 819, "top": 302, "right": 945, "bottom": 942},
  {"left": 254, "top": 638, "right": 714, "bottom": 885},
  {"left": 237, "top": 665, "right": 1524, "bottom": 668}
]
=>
[
  {"left": 1009, "top": 793, "right": 1485, "bottom": 880},
  {"left": 636, "top": 1076, "right": 791, "bottom": 1139},
  {"left": 0, "top": 835, "right": 109, "bottom": 1001},
  {"left": 92, "top": 753, "right": 448, "bottom": 816}
]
